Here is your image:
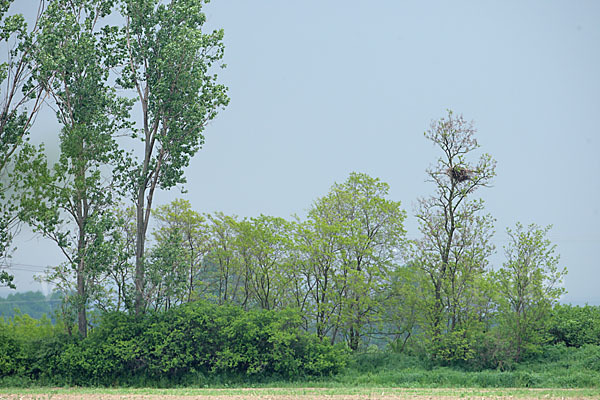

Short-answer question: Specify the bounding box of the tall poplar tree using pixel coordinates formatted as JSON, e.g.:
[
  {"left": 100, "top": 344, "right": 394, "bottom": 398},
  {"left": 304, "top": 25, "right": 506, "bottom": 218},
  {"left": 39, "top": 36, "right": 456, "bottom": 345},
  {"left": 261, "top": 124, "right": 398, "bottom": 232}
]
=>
[
  {"left": 17, "top": 0, "right": 130, "bottom": 337},
  {"left": 119, "top": 0, "right": 229, "bottom": 314}
]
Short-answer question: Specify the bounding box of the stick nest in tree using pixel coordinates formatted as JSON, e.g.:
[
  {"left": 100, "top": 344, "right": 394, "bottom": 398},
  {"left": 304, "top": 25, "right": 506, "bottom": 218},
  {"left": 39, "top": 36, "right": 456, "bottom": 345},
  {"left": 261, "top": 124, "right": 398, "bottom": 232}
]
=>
[{"left": 448, "top": 166, "right": 474, "bottom": 183}]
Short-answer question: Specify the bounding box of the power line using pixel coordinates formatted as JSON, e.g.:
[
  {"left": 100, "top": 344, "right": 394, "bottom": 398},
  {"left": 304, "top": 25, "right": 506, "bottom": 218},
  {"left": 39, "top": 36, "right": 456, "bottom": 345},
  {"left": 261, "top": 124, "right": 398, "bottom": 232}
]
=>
[
  {"left": 2, "top": 267, "right": 49, "bottom": 273},
  {"left": 0, "top": 299, "right": 62, "bottom": 304},
  {"left": 2, "top": 262, "right": 54, "bottom": 269}
]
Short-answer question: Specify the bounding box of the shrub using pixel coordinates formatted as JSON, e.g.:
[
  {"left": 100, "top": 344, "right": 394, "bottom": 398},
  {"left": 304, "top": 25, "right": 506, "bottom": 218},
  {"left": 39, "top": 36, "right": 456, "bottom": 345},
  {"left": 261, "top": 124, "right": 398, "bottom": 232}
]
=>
[
  {"left": 0, "top": 325, "right": 23, "bottom": 376},
  {"left": 549, "top": 305, "right": 600, "bottom": 347},
  {"left": 11, "top": 301, "right": 349, "bottom": 385}
]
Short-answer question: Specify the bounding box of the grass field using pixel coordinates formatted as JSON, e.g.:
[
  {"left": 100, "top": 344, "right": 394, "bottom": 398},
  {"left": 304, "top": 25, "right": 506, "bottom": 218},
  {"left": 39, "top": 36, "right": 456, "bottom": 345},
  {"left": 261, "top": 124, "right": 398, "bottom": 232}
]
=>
[{"left": 1, "top": 387, "right": 600, "bottom": 399}]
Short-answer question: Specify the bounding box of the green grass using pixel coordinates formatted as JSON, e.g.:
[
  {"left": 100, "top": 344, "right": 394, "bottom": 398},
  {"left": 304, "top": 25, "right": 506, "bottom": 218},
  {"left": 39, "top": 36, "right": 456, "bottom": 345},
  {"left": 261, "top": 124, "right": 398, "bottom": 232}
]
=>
[{"left": 327, "top": 350, "right": 600, "bottom": 388}]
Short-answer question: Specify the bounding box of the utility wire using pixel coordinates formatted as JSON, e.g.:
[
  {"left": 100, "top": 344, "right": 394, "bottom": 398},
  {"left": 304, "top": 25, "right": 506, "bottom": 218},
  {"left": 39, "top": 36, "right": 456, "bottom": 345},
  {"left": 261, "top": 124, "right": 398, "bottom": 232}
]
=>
[{"left": 0, "top": 299, "right": 62, "bottom": 304}]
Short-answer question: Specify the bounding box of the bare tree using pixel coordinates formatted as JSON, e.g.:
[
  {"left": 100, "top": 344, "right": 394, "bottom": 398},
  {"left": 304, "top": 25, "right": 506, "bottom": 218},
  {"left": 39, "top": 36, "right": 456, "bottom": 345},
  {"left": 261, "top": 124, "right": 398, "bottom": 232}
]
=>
[{"left": 413, "top": 110, "right": 496, "bottom": 361}]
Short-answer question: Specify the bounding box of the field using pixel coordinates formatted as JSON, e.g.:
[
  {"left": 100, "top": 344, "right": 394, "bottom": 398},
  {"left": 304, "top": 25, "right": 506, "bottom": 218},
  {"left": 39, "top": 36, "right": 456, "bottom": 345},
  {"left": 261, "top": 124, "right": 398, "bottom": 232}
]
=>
[{"left": 2, "top": 388, "right": 600, "bottom": 400}]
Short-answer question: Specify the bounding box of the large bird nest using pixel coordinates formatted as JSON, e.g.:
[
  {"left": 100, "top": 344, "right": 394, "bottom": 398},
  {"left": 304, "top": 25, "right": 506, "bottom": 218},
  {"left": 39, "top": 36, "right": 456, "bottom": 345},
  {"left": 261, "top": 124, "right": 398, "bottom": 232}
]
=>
[{"left": 448, "top": 166, "right": 473, "bottom": 183}]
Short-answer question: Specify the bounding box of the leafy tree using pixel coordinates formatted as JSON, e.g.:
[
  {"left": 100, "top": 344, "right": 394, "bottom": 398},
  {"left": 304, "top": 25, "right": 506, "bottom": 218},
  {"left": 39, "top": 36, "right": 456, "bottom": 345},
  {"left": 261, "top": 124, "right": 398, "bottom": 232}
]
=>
[
  {"left": 146, "top": 227, "right": 188, "bottom": 311},
  {"left": 494, "top": 223, "right": 566, "bottom": 361},
  {"left": 150, "top": 199, "right": 209, "bottom": 305},
  {"left": 98, "top": 206, "right": 137, "bottom": 313},
  {"left": 549, "top": 304, "right": 600, "bottom": 347},
  {"left": 204, "top": 212, "right": 246, "bottom": 306},
  {"left": 293, "top": 209, "right": 344, "bottom": 340},
  {"left": 412, "top": 110, "right": 496, "bottom": 362},
  {"left": 118, "top": 0, "right": 229, "bottom": 315},
  {"left": 16, "top": 0, "right": 130, "bottom": 336},
  {"left": 386, "top": 264, "right": 427, "bottom": 354},
  {"left": 301, "top": 172, "right": 406, "bottom": 349},
  {"left": 235, "top": 215, "right": 293, "bottom": 311},
  {"left": 0, "top": 0, "right": 45, "bottom": 286}
]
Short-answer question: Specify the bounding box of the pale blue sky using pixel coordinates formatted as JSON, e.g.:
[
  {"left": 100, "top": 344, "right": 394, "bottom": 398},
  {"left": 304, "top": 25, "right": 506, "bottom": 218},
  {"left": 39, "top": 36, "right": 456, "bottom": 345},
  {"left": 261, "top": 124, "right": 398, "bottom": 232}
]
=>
[{"left": 2, "top": 1, "right": 599, "bottom": 304}]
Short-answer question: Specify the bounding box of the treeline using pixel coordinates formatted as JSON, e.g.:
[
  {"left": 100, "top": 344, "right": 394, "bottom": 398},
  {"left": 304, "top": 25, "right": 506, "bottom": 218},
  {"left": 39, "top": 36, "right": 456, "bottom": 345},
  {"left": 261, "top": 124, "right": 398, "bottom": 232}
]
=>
[
  {"left": 37, "top": 112, "right": 568, "bottom": 368},
  {"left": 61, "top": 172, "right": 405, "bottom": 348},
  {"left": 2, "top": 119, "right": 595, "bottom": 389},
  {"left": 3, "top": 109, "right": 576, "bottom": 372},
  {"left": 0, "top": 291, "right": 62, "bottom": 321}
]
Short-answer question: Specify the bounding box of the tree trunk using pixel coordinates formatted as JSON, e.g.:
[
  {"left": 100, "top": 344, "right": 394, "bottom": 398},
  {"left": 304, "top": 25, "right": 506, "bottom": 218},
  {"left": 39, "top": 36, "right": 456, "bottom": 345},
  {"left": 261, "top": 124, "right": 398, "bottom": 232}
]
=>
[
  {"left": 76, "top": 264, "right": 87, "bottom": 337},
  {"left": 134, "top": 188, "right": 146, "bottom": 315}
]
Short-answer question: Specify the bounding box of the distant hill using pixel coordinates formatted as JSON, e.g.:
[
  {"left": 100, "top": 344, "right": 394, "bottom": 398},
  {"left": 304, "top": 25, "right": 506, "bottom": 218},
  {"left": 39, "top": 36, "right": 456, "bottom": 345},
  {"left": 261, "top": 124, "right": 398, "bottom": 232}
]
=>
[{"left": 0, "top": 291, "right": 62, "bottom": 321}]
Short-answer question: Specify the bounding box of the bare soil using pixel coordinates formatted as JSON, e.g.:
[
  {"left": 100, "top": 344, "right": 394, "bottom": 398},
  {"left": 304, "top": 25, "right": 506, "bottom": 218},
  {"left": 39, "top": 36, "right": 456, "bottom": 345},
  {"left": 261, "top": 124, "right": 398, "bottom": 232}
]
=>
[{"left": 0, "top": 388, "right": 597, "bottom": 400}]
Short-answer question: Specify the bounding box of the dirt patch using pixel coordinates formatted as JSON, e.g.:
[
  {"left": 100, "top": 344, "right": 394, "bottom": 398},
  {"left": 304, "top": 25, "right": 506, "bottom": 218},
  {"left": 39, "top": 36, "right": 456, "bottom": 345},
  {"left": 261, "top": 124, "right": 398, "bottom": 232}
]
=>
[{"left": 0, "top": 388, "right": 597, "bottom": 400}]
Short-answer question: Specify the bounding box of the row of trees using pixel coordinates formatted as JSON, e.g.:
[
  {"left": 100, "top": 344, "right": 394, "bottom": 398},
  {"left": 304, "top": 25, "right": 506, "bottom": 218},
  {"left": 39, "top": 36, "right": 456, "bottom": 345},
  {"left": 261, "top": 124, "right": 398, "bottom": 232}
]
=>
[
  {"left": 113, "top": 112, "right": 560, "bottom": 365},
  {"left": 48, "top": 172, "right": 405, "bottom": 351},
  {"left": 44, "top": 163, "right": 565, "bottom": 367},
  {"left": 0, "top": 0, "right": 229, "bottom": 338}
]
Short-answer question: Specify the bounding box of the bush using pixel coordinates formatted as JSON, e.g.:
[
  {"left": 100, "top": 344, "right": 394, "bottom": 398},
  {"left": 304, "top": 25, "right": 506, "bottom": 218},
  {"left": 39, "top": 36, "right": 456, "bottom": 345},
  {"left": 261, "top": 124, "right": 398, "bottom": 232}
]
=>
[
  {"left": 0, "top": 325, "right": 23, "bottom": 376},
  {"left": 549, "top": 305, "right": 600, "bottom": 347},
  {"left": 2, "top": 301, "right": 349, "bottom": 386},
  {"left": 0, "top": 313, "right": 64, "bottom": 379}
]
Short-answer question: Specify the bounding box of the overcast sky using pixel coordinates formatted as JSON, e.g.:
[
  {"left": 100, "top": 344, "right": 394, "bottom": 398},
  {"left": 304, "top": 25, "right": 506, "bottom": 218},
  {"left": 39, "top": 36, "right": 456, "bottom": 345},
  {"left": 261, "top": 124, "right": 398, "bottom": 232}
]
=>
[{"left": 2, "top": 1, "right": 599, "bottom": 305}]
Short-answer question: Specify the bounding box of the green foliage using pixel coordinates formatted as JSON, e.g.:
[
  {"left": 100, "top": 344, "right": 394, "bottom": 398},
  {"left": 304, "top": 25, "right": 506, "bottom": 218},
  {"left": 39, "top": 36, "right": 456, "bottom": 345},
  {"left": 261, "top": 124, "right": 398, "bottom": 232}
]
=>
[
  {"left": 214, "top": 307, "right": 348, "bottom": 377},
  {"left": 297, "top": 172, "right": 406, "bottom": 349},
  {"left": 0, "top": 270, "right": 14, "bottom": 289},
  {"left": 549, "top": 304, "right": 600, "bottom": 347},
  {"left": 141, "top": 172, "right": 407, "bottom": 352},
  {"left": 121, "top": 0, "right": 229, "bottom": 191},
  {"left": 335, "top": 347, "right": 600, "bottom": 388},
  {"left": 0, "top": 301, "right": 348, "bottom": 386},
  {"left": 26, "top": 332, "right": 77, "bottom": 384},
  {"left": 120, "top": 0, "right": 229, "bottom": 315},
  {"left": 3, "top": 307, "right": 600, "bottom": 388},
  {"left": 493, "top": 223, "right": 566, "bottom": 362},
  {"left": 0, "top": 311, "right": 65, "bottom": 379},
  {"left": 233, "top": 215, "right": 294, "bottom": 311},
  {"left": 347, "top": 350, "right": 425, "bottom": 374},
  {"left": 0, "top": 323, "right": 22, "bottom": 376},
  {"left": 15, "top": 0, "right": 133, "bottom": 337},
  {"left": 149, "top": 199, "right": 209, "bottom": 308},
  {"left": 428, "top": 328, "right": 477, "bottom": 365}
]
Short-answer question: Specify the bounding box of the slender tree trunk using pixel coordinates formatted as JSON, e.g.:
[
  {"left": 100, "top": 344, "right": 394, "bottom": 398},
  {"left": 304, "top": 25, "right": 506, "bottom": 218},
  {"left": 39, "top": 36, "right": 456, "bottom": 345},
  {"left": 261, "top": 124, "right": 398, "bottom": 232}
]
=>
[
  {"left": 349, "top": 326, "right": 360, "bottom": 351},
  {"left": 76, "top": 261, "right": 87, "bottom": 337},
  {"left": 134, "top": 187, "right": 146, "bottom": 315},
  {"left": 76, "top": 219, "right": 87, "bottom": 337},
  {"left": 76, "top": 163, "right": 88, "bottom": 337},
  {"left": 134, "top": 137, "right": 161, "bottom": 315}
]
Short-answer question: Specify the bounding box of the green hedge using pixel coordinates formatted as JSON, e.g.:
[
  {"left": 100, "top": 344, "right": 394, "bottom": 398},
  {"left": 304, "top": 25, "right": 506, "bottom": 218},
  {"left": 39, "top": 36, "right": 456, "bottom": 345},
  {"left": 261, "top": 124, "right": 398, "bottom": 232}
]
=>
[
  {"left": 0, "top": 302, "right": 348, "bottom": 386},
  {"left": 549, "top": 305, "right": 600, "bottom": 347}
]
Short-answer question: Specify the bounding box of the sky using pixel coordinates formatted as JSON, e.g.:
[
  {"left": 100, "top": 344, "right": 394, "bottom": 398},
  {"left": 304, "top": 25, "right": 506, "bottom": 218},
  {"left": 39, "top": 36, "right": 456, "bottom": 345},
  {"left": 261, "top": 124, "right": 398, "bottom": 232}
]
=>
[{"left": 2, "top": 1, "right": 599, "bottom": 305}]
